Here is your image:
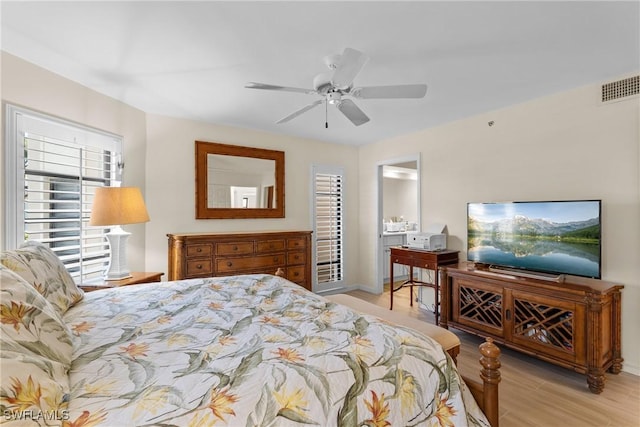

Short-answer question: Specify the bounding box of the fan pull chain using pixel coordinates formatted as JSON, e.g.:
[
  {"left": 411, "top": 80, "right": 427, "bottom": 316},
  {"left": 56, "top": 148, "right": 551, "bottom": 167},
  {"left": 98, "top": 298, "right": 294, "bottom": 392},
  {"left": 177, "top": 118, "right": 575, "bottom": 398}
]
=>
[{"left": 325, "top": 101, "right": 328, "bottom": 129}]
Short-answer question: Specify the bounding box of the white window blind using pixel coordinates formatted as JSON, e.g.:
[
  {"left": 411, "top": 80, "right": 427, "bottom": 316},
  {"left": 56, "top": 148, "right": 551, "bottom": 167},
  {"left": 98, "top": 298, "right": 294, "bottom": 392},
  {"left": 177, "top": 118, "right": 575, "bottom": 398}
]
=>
[
  {"left": 313, "top": 169, "right": 344, "bottom": 285},
  {"left": 5, "top": 105, "right": 123, "bottom": 283}
]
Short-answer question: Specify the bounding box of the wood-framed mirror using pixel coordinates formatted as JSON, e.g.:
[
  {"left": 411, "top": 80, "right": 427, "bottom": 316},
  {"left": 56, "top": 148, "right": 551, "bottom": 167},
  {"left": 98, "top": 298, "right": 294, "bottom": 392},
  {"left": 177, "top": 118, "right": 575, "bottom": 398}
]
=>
[{"left": 195, "top": 141, "right": 285, "bottom": 219}]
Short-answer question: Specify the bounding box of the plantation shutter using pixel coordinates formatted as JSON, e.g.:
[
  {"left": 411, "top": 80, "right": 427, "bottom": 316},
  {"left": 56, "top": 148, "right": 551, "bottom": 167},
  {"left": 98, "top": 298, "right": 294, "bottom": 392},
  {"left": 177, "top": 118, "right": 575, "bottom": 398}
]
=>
[
  {"left": 313, "top": 168, "right": 344, "bottom": 286},
  {"left": 5, "top": 105, "right": 122, "bottom": 283}
]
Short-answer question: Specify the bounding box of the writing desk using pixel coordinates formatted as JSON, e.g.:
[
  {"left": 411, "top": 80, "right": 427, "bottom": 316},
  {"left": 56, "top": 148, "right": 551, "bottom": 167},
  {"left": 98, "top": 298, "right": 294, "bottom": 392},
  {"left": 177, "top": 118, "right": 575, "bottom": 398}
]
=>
[{"left": 389, "top": 247, "right": 459, "bottom": 325}]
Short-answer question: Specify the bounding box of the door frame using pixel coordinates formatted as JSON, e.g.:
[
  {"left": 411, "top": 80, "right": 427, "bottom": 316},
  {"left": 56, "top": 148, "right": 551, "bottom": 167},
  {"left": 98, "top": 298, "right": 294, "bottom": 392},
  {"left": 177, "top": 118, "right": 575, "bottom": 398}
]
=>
[{"left": 375, "top": 154, "right": 422, "bottom": 294}]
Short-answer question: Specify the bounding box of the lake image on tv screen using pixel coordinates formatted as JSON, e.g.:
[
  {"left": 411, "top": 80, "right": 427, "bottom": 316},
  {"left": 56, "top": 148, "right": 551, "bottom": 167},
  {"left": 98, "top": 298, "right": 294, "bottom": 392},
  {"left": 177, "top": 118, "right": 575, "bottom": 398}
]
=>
[{"left": 467, "top": 201, "right": 600, "bottom": 278}]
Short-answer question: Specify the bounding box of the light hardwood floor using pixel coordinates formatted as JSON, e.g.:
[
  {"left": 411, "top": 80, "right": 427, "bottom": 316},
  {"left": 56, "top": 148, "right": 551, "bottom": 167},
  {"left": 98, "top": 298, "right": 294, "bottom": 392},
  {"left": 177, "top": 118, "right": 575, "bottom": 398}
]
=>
[{"left": 345, "top": 287, "right": 640, "bottom": 427}]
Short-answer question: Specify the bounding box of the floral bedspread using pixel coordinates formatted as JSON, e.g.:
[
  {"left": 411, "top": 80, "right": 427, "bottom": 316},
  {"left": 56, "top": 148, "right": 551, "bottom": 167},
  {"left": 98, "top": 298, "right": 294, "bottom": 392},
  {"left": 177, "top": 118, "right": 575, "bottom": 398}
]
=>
[{"left": 64, "top": 274, "right": 489, "bottom": 426}]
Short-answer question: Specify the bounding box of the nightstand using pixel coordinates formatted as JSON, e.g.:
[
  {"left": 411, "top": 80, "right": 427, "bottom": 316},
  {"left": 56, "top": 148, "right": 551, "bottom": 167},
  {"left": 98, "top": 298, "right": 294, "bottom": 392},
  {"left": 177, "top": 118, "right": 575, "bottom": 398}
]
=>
[{"left": 80, "top": 272, "right": 164, "bottom": 292}]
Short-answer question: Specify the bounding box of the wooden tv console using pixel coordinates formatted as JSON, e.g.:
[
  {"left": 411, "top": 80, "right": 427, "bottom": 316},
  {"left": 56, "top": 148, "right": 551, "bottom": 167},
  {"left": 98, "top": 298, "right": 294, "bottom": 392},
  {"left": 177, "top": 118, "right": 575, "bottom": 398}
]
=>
[{"left": 440, "top": 262, "right": 623, "bottom": 394}]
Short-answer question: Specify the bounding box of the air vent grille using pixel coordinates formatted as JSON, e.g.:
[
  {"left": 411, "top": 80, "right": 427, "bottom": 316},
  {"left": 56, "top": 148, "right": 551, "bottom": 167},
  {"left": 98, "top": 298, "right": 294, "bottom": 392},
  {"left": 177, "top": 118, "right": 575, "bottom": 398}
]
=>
[{"left": 601, "top": 75, "right": 639, "bottom": 102}]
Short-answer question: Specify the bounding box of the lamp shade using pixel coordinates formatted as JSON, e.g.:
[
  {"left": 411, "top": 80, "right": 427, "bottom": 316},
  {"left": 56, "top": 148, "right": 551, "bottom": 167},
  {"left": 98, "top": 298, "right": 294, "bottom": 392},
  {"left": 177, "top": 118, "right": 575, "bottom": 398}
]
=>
[{"left": 89, "top": 187, "right": 150, "bottom": 226}]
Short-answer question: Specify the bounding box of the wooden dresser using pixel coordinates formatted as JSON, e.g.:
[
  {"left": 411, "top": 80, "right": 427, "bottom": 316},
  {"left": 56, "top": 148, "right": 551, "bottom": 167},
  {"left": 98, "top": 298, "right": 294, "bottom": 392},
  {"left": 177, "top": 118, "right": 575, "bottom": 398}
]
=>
[{"left": 167, "top": 231, "right": 312, "bottom": 291}]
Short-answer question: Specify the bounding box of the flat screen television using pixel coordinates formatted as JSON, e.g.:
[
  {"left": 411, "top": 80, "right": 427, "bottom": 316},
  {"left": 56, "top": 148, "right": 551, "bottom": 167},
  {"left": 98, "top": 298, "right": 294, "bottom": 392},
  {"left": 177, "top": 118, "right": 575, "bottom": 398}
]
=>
[{"left": 467, "top": 200, "right": 601, "bottom": 279}]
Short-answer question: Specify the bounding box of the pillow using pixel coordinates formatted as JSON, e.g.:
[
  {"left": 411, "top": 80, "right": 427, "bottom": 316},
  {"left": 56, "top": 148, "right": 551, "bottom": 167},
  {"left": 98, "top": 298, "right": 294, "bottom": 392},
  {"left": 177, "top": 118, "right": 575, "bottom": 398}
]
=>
[
  {"left": 0, "top": 241, "right": 84, "bottom": 315},
  {"left": 0, "top": 265, "right": 73, "bottom": 366},
  {"left": 0, "top": 349, "right": 70, "bottom": 427}
]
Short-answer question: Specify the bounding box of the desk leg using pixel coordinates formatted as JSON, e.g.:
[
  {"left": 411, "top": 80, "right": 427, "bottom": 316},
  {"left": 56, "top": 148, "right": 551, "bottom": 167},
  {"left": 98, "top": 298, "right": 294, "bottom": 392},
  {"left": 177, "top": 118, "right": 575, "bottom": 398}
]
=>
[
  {"left": 409, "top": 265, "right": 414, "bottom": 307},
  {"left": 389, "top": 257, "right": 394, "bottom": 310},
  {"left": 434, "top": 270, "right": 439, "bottom": 326}
]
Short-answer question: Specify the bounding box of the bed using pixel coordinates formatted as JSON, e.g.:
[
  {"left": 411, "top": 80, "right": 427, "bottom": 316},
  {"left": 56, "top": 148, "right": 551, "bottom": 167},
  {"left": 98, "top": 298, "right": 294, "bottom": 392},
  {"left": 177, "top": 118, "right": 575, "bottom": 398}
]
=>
[{"left": 0, "top": 242, "right": 500, "bottom": 426}]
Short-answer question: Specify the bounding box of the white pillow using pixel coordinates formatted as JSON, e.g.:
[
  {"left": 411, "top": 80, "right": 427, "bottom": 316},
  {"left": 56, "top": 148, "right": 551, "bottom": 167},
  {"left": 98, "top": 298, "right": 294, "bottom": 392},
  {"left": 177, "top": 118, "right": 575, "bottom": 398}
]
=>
[
  {"left": 0, "top": 265, "right": 73, "bottom": 366},
  {"left": 0, "top": 241, "right": 84, "bottom": 316}
]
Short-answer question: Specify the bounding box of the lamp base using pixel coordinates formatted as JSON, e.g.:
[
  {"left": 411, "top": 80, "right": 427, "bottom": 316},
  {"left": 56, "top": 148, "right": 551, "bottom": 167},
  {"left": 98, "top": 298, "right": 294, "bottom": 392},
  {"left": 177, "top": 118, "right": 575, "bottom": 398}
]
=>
[{"left": 104, "top": 226, "right": 132, "bottom": 281}]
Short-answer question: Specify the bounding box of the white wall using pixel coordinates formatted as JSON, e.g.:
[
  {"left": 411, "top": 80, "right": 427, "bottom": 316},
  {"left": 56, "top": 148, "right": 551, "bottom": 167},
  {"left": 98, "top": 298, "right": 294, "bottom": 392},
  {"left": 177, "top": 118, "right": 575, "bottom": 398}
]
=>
[
  {"left": 0, "top": 53, "right": 149, "bottom": 272},
  {"left": 383, "top": 177, "right": 418, "bottom": 224},
  {"left": 358, "top": 78, "right": 640, "bottom": 374},
  {"left": 144, "top": 114, "right": 361, "bottom": 286}
]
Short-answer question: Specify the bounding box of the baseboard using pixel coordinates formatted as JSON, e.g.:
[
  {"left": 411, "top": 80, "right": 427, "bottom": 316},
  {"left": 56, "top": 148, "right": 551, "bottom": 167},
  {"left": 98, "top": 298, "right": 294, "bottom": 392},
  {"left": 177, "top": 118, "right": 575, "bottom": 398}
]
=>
[
  {"left": 315, "top": 283, "right": 360, "bottom": 296},
  {"left": 353, "top": 283, "right": 383, "bottom": 294},
  {"left": 622, "top": 361, "right": 640, "bottom": 376},
  {"left": 315, "top": 283, "right": 381, "bottom": 295}
]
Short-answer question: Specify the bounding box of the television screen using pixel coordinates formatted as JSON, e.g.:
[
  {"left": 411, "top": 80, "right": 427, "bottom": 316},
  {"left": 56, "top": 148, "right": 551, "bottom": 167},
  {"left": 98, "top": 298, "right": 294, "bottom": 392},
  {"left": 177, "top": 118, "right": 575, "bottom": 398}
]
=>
[{"left": 467, "top": 200, "right": 601, "bottom": 278}]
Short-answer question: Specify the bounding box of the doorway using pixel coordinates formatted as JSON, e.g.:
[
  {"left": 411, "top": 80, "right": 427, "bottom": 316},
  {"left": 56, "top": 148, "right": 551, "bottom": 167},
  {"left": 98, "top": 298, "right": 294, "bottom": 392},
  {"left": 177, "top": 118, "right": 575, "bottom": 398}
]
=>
[{"left": 376, "top": 155, "right": 421, "bottom": 294}]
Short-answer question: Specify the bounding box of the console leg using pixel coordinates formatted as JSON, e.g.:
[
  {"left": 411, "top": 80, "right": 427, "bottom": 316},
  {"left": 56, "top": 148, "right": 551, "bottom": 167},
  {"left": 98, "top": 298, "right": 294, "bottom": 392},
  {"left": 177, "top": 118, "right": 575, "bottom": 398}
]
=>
[
  {"left": 609, "top": 358, "right": 623, "bottom": 374},
  {"left": 587, "top": 370, "right": 605, "bottom": 394}
]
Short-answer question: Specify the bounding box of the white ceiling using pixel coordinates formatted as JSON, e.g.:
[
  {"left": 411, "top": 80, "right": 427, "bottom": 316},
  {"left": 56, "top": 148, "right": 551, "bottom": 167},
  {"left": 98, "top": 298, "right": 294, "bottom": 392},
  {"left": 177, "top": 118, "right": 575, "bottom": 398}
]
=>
[{"left": 2, "top": 1, "right": 638, "bottom": 146}]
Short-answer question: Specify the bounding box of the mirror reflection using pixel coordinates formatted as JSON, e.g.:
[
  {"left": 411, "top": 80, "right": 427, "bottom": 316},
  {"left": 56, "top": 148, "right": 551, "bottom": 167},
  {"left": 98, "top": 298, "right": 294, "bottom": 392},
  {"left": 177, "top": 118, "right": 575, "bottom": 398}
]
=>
[
  {"left": 195, "top": 140, "right": 285, "bottom": 219},
  {"left": 207, "top": 154, "right": 276, "bottom": 209}
]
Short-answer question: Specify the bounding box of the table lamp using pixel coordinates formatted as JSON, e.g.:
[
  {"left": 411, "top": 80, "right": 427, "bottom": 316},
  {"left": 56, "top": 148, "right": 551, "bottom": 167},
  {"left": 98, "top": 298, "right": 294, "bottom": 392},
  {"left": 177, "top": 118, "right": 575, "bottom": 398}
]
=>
[{"left": 89, "top": 186, "right": 150, "bottom": 280}]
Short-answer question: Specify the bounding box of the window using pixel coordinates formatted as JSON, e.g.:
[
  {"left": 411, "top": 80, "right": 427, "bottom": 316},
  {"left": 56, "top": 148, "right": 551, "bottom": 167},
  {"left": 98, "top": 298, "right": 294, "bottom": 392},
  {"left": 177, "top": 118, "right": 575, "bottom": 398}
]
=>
[
  {"left": 4, "top": 105, "right": 123, "bottom": 283},
  {"left": 312, "top": 165, "right": 344, "bottom": 289}
]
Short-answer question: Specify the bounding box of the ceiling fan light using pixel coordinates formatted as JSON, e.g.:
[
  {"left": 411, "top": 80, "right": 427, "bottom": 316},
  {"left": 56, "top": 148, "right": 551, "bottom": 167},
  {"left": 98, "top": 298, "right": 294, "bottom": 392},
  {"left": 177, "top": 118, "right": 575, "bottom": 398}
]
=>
[{"left": 327, "top": 92, "right": 342, "bottom": 104}]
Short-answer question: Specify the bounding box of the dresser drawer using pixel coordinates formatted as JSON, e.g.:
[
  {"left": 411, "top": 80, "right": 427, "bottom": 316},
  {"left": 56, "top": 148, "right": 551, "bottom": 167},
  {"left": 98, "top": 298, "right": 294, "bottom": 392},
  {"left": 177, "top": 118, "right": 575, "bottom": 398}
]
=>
[
  {"left": 216, "top": 242, "right": 254, "bottom": 256},
  {"left": 249, "top": 267, "right": 285, "bottom": 276},
  {"left": 287, "top": 251, "right": 306, "bottom": 265},
  {"left": 186, "top": 259, "right": 213, "bottom": 276},
  {"left": 391, "top": 255, "right": 414, "bottom": 267},
  {"left": 287, "top": 265, "right": 306, "bottom": 283},
  {"left": 256, "top": 239, "right": 286, "bottom": 253},
  {"left": 186, "top": 244, "right": 212, "bottom": 258},
  {"left": 217, "top": 254, "right": 285, "bottom": 273},
  {"left": 287, "top": 238, "right": 307, "bottom": 250},
  {"left": 393, "top": 254, "right": 436, "bottom": 270},
  {"left": 415, "top": 259, "right": 437, "bottom": 270}
]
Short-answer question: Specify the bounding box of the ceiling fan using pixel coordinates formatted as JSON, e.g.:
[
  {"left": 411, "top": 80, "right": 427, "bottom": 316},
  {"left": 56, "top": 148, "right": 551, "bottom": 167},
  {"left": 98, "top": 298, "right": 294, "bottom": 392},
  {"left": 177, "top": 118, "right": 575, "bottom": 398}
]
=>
[{"left": 245, "top": 48, "right": 427, "bottom": 127}]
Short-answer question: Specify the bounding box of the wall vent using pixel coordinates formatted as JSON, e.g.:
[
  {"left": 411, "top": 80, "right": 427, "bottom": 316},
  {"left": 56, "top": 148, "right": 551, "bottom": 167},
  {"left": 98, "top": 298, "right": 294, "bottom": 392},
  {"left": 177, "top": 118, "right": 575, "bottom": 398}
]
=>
[{"left": 601, "top": 75, "right": 639, "bottom": 103}]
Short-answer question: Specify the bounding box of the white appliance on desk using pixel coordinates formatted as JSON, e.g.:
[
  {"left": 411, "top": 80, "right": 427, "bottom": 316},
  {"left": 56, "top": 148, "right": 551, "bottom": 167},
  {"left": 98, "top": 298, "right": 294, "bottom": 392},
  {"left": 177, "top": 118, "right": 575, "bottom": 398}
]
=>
[
  {"left": 406, "top": 231, "right": 447, "bottom": 251},
  {"left": 407, "top": 224, "right": 448, "bottom": 313}
]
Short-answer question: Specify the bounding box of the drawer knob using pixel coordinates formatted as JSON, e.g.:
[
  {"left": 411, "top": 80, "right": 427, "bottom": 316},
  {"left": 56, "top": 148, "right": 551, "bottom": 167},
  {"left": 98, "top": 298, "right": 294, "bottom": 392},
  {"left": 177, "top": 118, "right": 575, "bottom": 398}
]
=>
[
  {"left": 197, "top": 248, "right": 202, "bottom": 252},
  {"left": 294, "top": 255, "right": 299, "bottom": 260},
  {"left": 274, "top": 257, "right": 279, "bottom": 262},
  {"left": 227, "top": 262, "right": 233, "bottom": 267},
  {"left": 294, "top": 272, "right": 299, "bottom": 277},
  {"left": 196, "top": 264, "right": 202, "bottom": 269},
  {"left": 233, "top": 245, "right": 238, "bottom": 251}
]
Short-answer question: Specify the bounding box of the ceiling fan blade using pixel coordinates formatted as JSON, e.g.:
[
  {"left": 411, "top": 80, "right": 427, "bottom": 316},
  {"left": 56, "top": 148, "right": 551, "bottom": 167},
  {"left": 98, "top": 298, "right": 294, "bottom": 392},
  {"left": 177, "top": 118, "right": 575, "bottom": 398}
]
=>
[
  {"left": 351, "top": 84, "right": 428, "bottom": 99},
  {"left": 336, "top": 99, "right": 370, "bottom": 126},
  {"left": 276, "top": 100, "right": 323, "bottom": 124},
  {"left": 245, "top": 82, "right": 315, "bottom": 94},
  {"left": 331, "top": 48, "right": 369, "bottom": 89}
]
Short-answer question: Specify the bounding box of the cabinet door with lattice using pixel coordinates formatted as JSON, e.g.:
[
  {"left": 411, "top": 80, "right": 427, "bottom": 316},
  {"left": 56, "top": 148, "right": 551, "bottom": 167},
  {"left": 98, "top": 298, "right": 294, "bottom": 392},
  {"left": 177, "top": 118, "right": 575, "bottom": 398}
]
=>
[
  {"left": 507, "top": 290, "right": 585, "bottom": 364},
  {"left": 452, "top": 278, "right": 505, "bottom": 337}
]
